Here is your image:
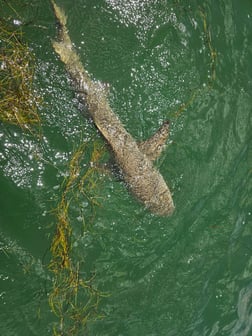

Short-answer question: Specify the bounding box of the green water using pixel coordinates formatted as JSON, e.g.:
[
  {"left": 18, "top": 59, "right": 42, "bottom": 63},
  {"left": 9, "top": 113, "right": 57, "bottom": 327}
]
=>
[{"left": 0, "top": 0, "right": 252, "bottom": 335}]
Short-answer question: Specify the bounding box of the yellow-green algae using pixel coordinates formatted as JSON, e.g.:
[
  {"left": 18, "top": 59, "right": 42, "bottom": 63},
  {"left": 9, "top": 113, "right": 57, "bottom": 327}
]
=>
[
  {"left": 49, "top": 139, "right": 108, "bottom": 335},
  {"left": 0, "top": 4, "right": 107, "bottom": 333},
  {"left": 0, "top": 19, "right": 41, "bottom": 129},
  {"left": 199, "top": 8, "right": 217, "bottom": 86},
  {"left": 0, "top": 2, "right": 217, "bottom": 334},
  {"left": 173, "top": 7, "right": 217, "bottom": 119}
]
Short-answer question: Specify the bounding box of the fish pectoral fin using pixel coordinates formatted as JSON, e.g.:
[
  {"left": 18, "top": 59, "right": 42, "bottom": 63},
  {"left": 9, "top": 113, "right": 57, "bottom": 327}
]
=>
[{"left": 137, "top": 120, "right": 170, "bottom": 161}]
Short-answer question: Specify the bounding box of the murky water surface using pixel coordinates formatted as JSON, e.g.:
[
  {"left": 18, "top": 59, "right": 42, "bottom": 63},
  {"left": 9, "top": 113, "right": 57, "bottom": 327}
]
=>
[{"left": 0, "top": 1, "right": 251, "bottom": 335}]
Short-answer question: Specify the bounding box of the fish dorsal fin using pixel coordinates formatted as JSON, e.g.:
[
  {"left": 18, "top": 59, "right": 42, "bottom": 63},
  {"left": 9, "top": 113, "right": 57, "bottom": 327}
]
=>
[{"left": 138, "top": 121, "right": 170, "bottom": 162}]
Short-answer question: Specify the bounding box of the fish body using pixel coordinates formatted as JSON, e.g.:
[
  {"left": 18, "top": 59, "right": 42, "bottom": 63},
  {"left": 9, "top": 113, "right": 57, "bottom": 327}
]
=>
[{"left": 51, "top": 1, "right": 175, "bottom": 216}]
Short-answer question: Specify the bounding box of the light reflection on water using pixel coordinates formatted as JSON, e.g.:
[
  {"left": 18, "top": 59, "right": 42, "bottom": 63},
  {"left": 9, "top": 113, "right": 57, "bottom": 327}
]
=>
[{"left": 0, "top": 0, "right": 251, "bottom": 335}]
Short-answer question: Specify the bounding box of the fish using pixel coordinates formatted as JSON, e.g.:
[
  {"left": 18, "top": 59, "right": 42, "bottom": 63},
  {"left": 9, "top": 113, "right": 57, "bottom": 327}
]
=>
[{"left": 51, "top": 1, "right": 175, "bottom": 216}]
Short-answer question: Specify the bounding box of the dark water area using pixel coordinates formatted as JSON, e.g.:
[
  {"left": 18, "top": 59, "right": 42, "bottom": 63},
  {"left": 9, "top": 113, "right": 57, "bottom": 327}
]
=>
[{"left": 0, "top": 0, "right": 251, "bottom": 335}]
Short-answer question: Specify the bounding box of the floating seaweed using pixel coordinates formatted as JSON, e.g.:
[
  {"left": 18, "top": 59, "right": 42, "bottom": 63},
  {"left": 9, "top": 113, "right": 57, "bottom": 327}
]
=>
[
  {"left": 199, "top": 8, "right": 217, "bottom": 86},
  {"left": 0, "top": 18, "right": 41, "bottom": 129},
  {"left": 173, "top": 7, "right": 217, "bottom": 118},
  {"left": 49, "top": 139, "right": 107, "bottom": 335}
]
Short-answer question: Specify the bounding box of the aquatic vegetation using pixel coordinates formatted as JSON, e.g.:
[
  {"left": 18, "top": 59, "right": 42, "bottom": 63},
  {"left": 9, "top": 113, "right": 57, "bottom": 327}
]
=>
[
  {"left": 173, "top": 89, "right": 199, "bottom": 118},
  {"left": 199, "top": 8, "right": 217, "bottom": 86},
  {"left": 49, "top": 139, "right": 107, "bottom": 335},
  {"left": 0, "top": 19, "right": 41, "bottom": 129},
  {"left": 174, "top": 7, "right": 217, "bottom": 118},
  {"left": 0, "top": 4, "right": 107, "bottom": 333},
  {"left": 1, "top": 2, "right": 217, "bottom": 334}
]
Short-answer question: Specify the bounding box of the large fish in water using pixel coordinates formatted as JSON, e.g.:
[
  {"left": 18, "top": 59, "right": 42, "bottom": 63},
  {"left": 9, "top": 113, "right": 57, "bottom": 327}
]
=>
[{"left": 51, "top": 1, "right": 175, "bottom": 216}]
